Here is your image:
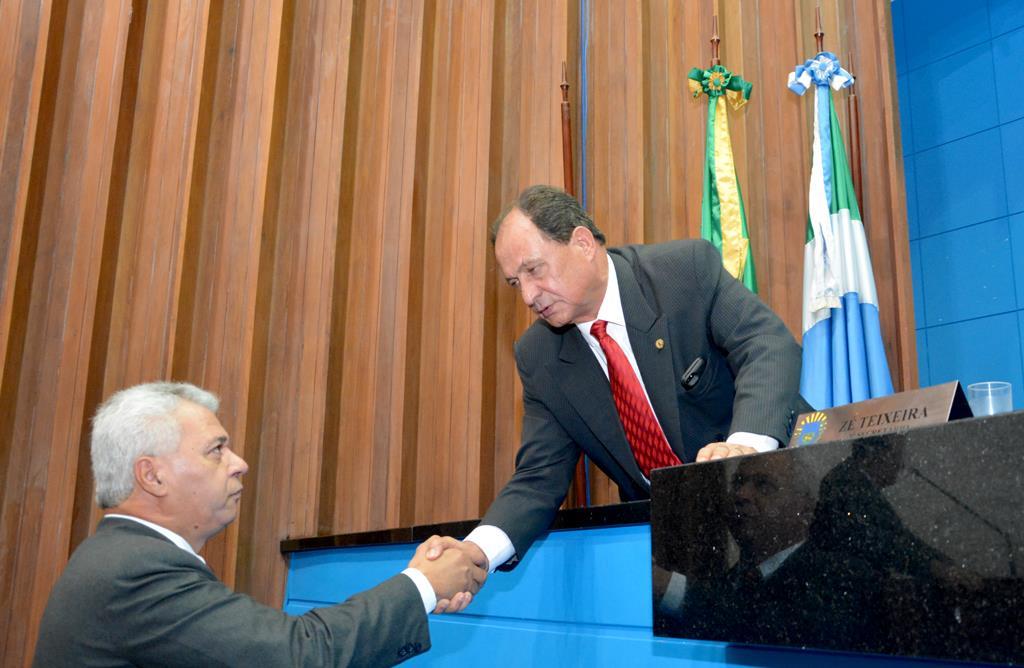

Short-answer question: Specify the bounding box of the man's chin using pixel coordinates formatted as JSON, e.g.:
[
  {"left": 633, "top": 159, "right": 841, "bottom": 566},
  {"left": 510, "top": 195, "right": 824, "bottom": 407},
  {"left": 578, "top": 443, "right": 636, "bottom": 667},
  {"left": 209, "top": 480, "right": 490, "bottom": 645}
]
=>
[
  {"left": 538, "top": 311, "right": 569, "bottom": 328},
  {"left": 216, "top": 512, "right": 239, "bottom": 534}
]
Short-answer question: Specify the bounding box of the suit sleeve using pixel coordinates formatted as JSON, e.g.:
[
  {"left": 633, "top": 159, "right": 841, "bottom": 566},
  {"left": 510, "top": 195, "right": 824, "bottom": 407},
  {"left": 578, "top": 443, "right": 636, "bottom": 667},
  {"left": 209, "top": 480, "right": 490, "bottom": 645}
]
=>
[
  {"left": 479, "top": 352, "right": 580, "bottom": 569},
  {"left": 118, "top": 558, "right": 430, "bottom": 667},
  {"left": 693, "top": 240, "right": 805, "bottom": 443}
]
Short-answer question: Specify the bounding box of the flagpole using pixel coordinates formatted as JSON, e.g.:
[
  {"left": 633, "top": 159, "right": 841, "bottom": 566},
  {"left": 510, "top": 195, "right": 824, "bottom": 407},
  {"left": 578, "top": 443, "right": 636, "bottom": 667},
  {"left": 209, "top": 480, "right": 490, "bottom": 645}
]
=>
[
  {"left": 814, "top": 6, "right": 824, "bottom": 52},
  {"left": 559, "top": 62, "right": 588, "bottom": 509},
  {"left": 710, "top": 15, "right": 720, "bottom": 66},
  {"left": 560, "top": 62, "right": 576, "bottom": 199},
  {"left": 846, "top": 50, "right": 864, "bottom": 207}
]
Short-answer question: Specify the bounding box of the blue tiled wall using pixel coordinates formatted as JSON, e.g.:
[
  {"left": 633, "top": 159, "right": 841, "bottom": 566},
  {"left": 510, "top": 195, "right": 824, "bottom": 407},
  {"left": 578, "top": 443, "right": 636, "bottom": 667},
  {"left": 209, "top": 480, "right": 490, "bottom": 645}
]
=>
[{"left": 895, "top": 0, "right": 1024, "bottom": 407}]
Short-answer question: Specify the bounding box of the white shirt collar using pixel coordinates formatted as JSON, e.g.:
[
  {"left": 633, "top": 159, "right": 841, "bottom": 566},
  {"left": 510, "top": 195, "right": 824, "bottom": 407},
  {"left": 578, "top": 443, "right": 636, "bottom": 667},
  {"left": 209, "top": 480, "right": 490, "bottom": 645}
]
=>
[
  {"left": 758, "top": 540, "right": 803, "bottom": 578},
  {"left": 576, "top": 254, "right": 623, "bottom": 336},
  {"left": 105, "top": 513, "right": 207, "bottom": 564}
]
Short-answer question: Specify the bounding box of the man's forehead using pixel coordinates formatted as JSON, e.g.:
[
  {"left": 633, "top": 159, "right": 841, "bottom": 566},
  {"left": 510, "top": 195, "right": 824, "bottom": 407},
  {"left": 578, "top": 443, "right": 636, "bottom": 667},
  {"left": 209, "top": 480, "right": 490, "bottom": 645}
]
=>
[
  {"left": 173, "top": 399, "right": 212, "bottom": 420},
  {"left": 174, "top": 401, "right": 226, "bottom": 436},
  {"left": 502, "top": 206, "right": 557, "bottom": 242}
]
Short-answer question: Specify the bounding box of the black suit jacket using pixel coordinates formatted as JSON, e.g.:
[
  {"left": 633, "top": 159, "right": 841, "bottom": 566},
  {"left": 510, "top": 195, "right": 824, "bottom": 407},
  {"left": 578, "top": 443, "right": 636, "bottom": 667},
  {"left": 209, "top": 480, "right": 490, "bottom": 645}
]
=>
[
  {"left": 33, "top": 518, "right": 430, "bottom": 667},
  {"left": 481, "top": 240, "right": 808, "bottom": 566},
  {"left": 667, "top": 543, "right": 880, "bottom": 651}
]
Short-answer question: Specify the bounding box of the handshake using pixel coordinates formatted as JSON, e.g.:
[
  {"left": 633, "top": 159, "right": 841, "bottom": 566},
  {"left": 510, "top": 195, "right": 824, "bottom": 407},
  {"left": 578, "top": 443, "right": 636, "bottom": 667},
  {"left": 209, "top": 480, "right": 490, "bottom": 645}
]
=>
[{"left": 407, "top": 536, "right": 490, "bottom": 614}]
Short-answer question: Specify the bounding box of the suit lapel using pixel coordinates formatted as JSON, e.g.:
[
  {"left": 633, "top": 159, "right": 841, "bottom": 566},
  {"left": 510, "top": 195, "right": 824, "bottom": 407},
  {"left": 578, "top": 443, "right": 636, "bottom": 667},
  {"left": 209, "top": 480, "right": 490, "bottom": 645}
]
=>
[
  {"left": 612, "top": 254, "right": 687, "bottom": 460},
  {"left": 551, "top": 328, "right": 646, "bottom": 483}
]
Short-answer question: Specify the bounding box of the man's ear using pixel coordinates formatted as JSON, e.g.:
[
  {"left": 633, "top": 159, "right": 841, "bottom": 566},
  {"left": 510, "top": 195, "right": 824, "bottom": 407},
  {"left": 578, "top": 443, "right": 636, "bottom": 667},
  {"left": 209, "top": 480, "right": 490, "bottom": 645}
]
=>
[
  {"left": 135, "top": 456, "right": 169, "bottom": 498},
  {"left": 570, "top": 226, "right": 597, "bottom": 258}
]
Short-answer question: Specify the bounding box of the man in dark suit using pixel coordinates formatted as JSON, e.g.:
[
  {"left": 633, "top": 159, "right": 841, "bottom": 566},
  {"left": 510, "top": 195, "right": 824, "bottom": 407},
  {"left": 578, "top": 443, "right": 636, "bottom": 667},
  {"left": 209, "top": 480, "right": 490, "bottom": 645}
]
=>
[
  {"left": 444, "top": 185, "right": 807, "bottom": 577},
  {"left": 34, "top": 382, "right": 485, "bottom": 667}
]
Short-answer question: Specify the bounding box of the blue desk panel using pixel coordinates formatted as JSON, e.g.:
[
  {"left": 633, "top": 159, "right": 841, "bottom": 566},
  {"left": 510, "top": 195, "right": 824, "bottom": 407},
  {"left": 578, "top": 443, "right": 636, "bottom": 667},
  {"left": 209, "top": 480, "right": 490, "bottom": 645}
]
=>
[{"left": 284, "top": 523, "right": 971, "bottom": 667}]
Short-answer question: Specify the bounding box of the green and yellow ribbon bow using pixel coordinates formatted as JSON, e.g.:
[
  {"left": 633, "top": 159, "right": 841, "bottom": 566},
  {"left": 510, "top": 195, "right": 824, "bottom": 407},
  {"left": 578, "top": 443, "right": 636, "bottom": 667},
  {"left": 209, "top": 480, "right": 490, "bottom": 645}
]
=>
[{"left": 687, "top": 65, "right": 756, "bottom": 292}]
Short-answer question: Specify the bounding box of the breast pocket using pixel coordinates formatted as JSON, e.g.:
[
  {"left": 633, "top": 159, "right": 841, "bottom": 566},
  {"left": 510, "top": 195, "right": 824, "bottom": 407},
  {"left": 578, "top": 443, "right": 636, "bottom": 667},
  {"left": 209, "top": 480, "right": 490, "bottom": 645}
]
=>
[{"left": 677, "top": 352, "right": 734, "bottom": 434}]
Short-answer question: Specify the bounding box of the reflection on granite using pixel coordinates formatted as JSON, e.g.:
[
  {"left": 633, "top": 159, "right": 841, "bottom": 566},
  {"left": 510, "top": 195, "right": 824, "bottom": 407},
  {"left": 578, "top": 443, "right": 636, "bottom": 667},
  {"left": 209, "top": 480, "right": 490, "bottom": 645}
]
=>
[{"left": 651, "top": 411, "right": 1024, "bottom": 665}]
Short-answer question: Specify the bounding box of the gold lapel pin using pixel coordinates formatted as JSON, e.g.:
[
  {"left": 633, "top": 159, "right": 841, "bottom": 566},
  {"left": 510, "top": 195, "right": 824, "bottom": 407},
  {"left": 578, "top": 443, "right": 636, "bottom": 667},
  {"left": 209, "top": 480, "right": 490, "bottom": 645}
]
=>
[{"left": 655, "top": 338, "right": 665, "bottom": 350}]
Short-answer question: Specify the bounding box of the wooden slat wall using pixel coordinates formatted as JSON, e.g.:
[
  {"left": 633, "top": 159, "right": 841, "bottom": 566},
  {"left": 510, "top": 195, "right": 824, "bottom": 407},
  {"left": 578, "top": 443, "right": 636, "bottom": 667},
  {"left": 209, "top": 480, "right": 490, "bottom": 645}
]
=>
[
  {"left": 0, "top": 1, "right": 911, "bottom": 663},
  {"left": 0, "top": 0, "right": 133, "bottom": 661}
]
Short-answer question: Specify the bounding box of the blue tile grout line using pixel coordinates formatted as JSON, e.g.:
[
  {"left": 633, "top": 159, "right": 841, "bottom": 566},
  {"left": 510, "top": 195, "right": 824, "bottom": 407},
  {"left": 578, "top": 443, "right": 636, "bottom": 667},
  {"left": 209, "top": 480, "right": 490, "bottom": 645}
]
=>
[
  {"left": 917, "top": 306, "right": 1024, "bottom": 331},
  {"left": 910, "top": 240, "right": 928, "bottom": 334},
  {"left": 897, "top": 114, "right": 1024, "bottom": 157},
  {"left": 916, "top": 328, "right": 929, "bottom": 388},
  {"left": 909, "top": 214, "right": 1018, "bottom": 243},
  {"left": 992, "top": 29, "right": 1021, "bottom": 315},
  {"left": 896, "top": 24, "right": 1024, "bottom": 78},
  {"left": 1017, "top": 312, "right": 1024, "bottom": 387}
]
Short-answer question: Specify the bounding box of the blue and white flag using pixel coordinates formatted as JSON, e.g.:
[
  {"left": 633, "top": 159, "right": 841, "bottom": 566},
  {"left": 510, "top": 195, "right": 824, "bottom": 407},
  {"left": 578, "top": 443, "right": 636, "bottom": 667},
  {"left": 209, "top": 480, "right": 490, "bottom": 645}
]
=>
[{"left": 790, "top": 52, "right": 894, "bottom": 409}]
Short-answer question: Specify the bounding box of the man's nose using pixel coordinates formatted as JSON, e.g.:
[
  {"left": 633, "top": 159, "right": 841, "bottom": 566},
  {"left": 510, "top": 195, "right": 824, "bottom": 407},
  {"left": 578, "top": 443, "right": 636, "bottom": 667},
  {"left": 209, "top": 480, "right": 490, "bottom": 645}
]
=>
[
  {"left": 520, "top": 279, "right": 539, "bottom": 307},
  {"left": 229, "top": 449, "right": 249, "bottom": 476}
]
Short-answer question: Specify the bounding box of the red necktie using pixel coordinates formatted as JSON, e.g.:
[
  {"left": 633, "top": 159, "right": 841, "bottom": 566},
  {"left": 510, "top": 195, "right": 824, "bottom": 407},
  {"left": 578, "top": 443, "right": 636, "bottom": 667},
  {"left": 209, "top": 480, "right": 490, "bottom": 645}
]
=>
[{"left": 590, "top": 320, "right": 682, "bottom": 477}]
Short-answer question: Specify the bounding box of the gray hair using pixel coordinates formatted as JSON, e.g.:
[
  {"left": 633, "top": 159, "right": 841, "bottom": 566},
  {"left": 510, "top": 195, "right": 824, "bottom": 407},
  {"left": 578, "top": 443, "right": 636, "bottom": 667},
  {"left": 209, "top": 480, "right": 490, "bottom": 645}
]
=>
[
  {"left": 490, "top": 185, "right": 606, "bottom": 246},
  {"left": 91, "top": 382, "right": 219, "bottom": 508}
]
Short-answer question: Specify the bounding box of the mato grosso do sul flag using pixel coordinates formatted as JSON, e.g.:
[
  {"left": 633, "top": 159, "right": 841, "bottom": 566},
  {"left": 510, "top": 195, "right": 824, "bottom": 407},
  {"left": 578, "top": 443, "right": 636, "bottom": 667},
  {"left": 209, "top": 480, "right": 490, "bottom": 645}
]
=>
[
  {"left": 789, "top": 52, "right": 894, "bottom": 409},
  {"left": 687, "top": 64, "right": 757, "bottom": 292}
]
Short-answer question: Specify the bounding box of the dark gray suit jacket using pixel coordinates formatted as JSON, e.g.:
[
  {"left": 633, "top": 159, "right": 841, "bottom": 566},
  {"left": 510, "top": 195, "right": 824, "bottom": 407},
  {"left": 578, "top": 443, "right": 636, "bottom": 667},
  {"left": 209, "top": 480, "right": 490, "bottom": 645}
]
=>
[
  {"left": 33, "top": 518, "right": 430, "bottom": 667},
  {"left": 481, "top": 240, "right": 808, "bottom": 566}
]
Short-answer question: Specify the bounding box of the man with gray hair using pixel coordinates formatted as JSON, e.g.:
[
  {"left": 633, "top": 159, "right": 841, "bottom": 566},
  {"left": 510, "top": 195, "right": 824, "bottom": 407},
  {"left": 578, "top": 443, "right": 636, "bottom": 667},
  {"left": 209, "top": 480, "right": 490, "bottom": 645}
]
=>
[{"left": 34, "top": 382, "right": 484, "bottom": 667}]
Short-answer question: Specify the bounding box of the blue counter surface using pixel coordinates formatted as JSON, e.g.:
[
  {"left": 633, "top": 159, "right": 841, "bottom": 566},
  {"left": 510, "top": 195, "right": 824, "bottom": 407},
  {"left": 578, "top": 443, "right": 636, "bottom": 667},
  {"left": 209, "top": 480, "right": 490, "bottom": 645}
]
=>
[{"left": 285, "top": 522, "right": 968, "bottom": 667}]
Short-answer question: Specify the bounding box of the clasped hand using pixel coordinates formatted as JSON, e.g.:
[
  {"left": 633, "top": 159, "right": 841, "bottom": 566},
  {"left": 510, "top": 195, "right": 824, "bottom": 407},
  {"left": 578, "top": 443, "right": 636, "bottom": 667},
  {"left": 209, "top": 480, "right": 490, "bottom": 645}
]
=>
[{"left": 407, "top": 536, "right": 489, "bottom": 614}]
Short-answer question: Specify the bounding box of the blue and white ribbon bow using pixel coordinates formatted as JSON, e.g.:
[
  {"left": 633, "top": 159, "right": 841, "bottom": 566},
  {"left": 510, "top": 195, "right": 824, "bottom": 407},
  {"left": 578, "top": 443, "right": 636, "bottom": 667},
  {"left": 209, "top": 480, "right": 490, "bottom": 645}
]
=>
[{"left": 788, "top": 51, "right": 854, "bottom": 95}]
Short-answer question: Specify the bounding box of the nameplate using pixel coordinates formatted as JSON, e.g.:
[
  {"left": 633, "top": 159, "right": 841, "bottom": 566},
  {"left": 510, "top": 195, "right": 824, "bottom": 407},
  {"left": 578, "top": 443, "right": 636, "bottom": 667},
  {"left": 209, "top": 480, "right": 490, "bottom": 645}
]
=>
[{"left": 789, "top": 381, "right": 972, "bottom": 446}]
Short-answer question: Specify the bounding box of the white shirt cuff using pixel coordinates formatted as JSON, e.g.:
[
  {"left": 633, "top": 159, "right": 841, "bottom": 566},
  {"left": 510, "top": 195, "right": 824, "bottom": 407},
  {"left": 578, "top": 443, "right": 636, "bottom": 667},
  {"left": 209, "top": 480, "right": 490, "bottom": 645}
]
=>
[
  {"left": 464, "top": 525, "right": 515, "bottom": 572},
  {"left": 727, "top": 431, "right": 779, "bottom": 453},
  {"left": 401, "top": 568, "right": 437, "bottom": 614},
  {"left": 658, "top": 572, "right": 689, "bottom": 613}
]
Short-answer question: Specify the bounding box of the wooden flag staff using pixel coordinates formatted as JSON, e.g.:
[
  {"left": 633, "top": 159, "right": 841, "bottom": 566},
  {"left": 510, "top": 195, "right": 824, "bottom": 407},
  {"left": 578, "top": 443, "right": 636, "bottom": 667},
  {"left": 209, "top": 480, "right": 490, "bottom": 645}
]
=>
[
  {"left": 711, "top": 15, "right": 721, "bottom": 66},
  {"left": 815, "top": 6, "right": 824, "bottom": 51},
  {"left": 559, "top": 61, "right": 587, "bottom": 508},
  {"left": 560, "top": 62, "right": 576, "bottom": 199},
  {"left": 847, "top": 50, "right": 863, "bottom": 207}
]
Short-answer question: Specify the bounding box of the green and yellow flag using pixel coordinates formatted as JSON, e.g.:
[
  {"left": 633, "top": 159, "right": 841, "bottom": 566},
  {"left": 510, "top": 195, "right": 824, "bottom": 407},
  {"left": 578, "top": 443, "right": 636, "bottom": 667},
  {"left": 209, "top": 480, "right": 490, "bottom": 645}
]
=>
[{"left": 687, "top": 64, "right": 756, "bottom": 292}]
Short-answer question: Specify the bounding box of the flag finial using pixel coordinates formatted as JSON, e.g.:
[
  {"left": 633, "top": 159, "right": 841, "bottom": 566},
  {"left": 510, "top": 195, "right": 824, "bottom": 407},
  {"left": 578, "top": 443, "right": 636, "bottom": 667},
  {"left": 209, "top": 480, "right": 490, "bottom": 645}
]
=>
[
  {"left": 814, "top": 6, "right": 824, "bottom": 52},
  {"left": 710, "top": 15, "right": 721, "bottom": 66}
]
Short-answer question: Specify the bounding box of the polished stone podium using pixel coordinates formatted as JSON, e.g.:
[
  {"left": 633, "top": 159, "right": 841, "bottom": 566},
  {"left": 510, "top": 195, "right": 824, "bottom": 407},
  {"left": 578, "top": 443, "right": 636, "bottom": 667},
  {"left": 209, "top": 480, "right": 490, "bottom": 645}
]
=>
[{"left": 651, "top": 411, "right": 1024, "bottom": 665}]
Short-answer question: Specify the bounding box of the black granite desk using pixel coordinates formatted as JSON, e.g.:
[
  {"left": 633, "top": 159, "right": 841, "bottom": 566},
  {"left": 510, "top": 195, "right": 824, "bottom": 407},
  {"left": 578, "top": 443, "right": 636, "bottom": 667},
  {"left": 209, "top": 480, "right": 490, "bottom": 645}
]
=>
[{"left": 651, "top": 411, "right": 1024, "bottom": 665}]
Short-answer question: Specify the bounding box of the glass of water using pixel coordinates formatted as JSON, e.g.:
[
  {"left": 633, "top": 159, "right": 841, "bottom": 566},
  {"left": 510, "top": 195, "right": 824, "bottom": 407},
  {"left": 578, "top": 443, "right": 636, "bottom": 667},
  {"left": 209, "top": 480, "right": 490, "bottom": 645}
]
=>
[{"left": 967, "top": 381, "right": 1013, "bottom": 416}]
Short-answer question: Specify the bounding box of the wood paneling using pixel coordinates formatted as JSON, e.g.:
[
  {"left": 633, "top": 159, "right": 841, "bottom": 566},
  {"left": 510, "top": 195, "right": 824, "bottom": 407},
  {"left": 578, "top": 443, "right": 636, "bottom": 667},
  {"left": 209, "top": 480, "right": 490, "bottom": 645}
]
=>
[
  {"left": 235, "top": 0, "right": 357, "bottom": 607},
  {"left": 0, "top": 1, "right": 132, "bottom": 662},
  {"left": 487, "top": 0, "right": 572, "bottom": 502},
  {"left": 412, "top": 0, "right": 497, "bottom": 523},
  {"left": 0, "top": 1, "right": 912, "bottom": 663},
  {"left": 328, "top": 0, "right": 428, "bottom": 535},
  {"left": 0, "top": 0, "right": 53, "bottom": 390}
]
